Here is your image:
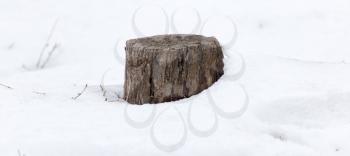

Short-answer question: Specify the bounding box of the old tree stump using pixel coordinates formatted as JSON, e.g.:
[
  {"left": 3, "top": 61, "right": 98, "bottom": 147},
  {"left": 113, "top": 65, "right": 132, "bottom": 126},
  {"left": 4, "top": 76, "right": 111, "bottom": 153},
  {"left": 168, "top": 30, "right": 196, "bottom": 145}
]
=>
[{"left": 124, "top": 34, "right": 224, "bottom": 104}]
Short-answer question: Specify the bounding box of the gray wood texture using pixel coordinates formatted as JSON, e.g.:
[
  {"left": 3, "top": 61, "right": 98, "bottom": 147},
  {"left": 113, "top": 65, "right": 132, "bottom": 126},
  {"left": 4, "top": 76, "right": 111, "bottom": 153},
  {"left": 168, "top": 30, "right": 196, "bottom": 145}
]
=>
[{"left": 124, "top": 34, "right": 224, "bottom": 104}]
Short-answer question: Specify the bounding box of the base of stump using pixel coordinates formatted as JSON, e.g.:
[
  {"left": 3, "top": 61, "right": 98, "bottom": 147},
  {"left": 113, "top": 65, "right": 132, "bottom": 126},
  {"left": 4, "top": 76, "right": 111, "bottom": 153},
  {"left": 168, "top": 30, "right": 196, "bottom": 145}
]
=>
[{"left": 123, "top": 34, "right": 224, "bottom": 104}]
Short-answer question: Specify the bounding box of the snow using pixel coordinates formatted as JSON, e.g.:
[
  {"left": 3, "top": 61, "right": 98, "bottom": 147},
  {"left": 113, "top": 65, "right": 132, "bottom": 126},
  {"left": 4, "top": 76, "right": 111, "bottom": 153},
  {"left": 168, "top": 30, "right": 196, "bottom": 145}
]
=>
[{"left": 1, "top": 0, "right": 350, "bottom": 155}]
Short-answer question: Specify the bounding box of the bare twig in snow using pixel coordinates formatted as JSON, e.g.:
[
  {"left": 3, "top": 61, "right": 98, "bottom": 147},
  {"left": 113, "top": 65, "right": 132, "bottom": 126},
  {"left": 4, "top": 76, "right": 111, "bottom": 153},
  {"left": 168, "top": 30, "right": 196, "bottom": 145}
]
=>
[
  {"left": 0, "top": 82, "right": 13, "bottom": 89},
  {"left": 100, "top": 69, "right": 111, "bottom": 97},
  {"left": 36, "top": 18, "right": 59, "bottom": 68},
  {"left": 99, "top": 69, "right": 124, "bottom": 102},
  {"left": 72, "top": 84, "right": 88, "bottom": 100},
  {"left": 40, "top": 43, "right": 59, "bottom": 69},
  {"left": 98, "top": 69, "right": 126, "bottom": 102}
]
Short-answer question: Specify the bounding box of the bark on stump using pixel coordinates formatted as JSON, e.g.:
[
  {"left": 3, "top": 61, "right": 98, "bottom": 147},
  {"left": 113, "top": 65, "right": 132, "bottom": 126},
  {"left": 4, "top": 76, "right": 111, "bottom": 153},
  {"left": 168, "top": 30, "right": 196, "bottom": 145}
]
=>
[{"left": 124, "top": 34, "right": 224, "bottom": 104}]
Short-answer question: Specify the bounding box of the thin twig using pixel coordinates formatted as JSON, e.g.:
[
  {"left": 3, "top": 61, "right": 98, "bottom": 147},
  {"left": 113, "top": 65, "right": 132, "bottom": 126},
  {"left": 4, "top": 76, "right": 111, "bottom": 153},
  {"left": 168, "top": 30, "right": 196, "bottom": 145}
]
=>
[
  {"left": 36, "top": 18, "right": 59, "bottom": 68},
  {"left": 100, "top": 69, "right": 111, "bottom": 97},
  {"left": 40, "top": 43, "right": 59, "bottom": 69},
  {"left": 0, "top": 82, "right": 13, "bottom": 89},
  {"left": 100, "top": 69, "right": 119, "bottom": 102},
  {"left": 99, "top": 69, "right": 125, "bottom": 102},
  {"left": 72, "top": 84, "right": 88, "bottom": 100}
]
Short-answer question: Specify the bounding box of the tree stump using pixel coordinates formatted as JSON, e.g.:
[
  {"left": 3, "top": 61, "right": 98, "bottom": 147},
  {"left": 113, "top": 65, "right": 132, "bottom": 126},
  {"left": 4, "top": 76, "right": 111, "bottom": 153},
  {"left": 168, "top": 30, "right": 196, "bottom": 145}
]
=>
[{"left": 124, "top": 34, "right": 224, "bottom": 104}]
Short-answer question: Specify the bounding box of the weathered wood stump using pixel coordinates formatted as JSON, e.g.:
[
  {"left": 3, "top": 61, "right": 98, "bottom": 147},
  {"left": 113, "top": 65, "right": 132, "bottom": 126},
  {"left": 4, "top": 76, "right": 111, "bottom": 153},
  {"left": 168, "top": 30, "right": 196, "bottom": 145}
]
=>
[{"left": 124, "top": 34, "right": 224, "bottom": 104}]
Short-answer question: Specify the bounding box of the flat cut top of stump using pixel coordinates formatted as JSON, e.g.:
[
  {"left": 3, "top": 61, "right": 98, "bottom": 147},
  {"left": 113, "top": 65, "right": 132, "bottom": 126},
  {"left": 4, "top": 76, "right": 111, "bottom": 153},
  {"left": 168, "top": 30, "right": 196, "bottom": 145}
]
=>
[
  {"left": 124, "top": 34, "right": 224, "bottom": 104},
  {"left": 126, "top": 34, "right": 219, "bottom": 49}
]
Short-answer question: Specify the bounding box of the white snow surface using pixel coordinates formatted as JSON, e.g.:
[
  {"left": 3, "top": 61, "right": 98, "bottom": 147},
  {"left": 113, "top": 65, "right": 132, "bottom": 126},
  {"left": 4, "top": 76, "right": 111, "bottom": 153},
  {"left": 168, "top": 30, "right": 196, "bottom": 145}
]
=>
[{"left": 1, "top": 0, "right": 350, "bottom": 155}]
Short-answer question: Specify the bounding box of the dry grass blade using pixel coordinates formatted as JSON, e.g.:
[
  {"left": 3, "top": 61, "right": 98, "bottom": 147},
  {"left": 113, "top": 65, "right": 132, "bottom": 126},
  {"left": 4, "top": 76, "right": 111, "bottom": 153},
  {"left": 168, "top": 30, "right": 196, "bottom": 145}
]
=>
[
  {"left": 40, "top": 43, "right": 59, "bottom": 69},
  {"left": 0, "top": 82, "right": 13, "bottom": 89},
  {"left": 72, "top": 84, "right": 88, "bottom": 100},
  {"left": 100, "top": 69, "right": 111, "bottom": 97},
  {"left": 36, "top": 18, "right": 59, "bottom": 68}
]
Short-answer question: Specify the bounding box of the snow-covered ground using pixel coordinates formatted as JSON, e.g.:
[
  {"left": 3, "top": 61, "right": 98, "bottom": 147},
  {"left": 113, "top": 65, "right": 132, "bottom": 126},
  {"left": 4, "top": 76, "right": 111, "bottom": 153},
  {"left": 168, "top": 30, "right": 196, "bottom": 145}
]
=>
[{"left": 1, "top": 0, "right": 350, "bottom": 155}]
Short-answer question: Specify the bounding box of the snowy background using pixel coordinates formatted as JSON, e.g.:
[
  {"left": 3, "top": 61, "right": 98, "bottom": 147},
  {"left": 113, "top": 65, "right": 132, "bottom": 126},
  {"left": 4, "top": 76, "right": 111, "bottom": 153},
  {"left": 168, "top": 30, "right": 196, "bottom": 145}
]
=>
[{"left": 1, "top": 0, "right": 350, "bottom": 155}]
